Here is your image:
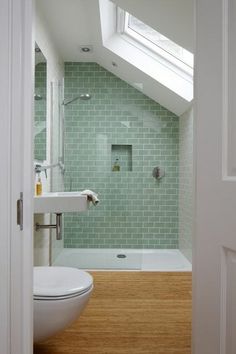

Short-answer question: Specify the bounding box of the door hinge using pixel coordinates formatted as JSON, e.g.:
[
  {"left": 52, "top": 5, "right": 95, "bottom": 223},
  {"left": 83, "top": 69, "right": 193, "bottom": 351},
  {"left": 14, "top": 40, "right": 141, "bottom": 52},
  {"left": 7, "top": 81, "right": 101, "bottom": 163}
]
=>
[{"left": 17, "top": 192, "right": 23, "bottom": 230}]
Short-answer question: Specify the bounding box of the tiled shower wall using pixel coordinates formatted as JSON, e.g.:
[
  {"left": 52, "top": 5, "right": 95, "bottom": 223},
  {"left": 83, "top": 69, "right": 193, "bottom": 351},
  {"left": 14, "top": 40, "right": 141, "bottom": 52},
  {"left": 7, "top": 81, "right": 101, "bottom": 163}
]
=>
[
  {"left": 179, "top": 107, "right": 193, "bottom": 262},
  {"left": 64, "top": 62, "right": 179, "bottom": 249},
  {"left": 34, "top": 62, "right": 46, "bottom": 161}
]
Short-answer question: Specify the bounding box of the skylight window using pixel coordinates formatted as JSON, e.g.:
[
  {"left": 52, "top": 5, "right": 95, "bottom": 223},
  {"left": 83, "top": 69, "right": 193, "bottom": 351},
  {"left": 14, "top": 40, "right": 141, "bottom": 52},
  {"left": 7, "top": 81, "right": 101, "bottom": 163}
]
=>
[
  {"left": 117, "top": 9, "right": 194, "bottom": 75},
  {"left": 127, "top": 15, "right": 193, "bottom": 68}
]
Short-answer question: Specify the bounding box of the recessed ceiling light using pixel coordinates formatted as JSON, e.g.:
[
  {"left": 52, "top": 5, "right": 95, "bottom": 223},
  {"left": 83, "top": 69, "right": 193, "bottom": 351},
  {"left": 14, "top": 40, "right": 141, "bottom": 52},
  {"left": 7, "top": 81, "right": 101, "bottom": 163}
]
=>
[{"left": 79, "top": 45, "right": 93, "bottom": 53}]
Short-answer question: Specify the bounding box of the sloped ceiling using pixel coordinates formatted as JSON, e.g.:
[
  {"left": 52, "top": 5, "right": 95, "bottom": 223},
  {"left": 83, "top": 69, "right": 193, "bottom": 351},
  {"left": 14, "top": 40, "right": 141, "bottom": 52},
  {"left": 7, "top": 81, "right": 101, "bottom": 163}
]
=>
[{"left": 36, "top": 0, "right": 194, "bottom": 115}]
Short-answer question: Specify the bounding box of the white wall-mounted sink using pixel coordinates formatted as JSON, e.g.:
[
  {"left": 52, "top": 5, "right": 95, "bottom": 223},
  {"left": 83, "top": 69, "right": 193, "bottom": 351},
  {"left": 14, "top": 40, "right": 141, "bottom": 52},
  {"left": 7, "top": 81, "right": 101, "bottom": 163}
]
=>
[{"left": 34, "top": 192, "right": 88, "bottom": 213}]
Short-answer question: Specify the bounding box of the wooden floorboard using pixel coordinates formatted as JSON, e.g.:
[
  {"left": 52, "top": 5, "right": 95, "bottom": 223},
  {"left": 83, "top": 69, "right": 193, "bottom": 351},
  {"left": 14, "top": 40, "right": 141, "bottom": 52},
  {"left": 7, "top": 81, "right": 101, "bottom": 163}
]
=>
[{"left": 34, "top": 272, "right": 192, "bottom": 354}]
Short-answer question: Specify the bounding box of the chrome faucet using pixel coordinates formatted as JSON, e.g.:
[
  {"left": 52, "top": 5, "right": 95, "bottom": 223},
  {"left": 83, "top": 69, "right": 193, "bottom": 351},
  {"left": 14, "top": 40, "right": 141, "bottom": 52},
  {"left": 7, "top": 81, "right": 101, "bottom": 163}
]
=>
[{"left": 35, "top": 162, "right": 65, "bottom": 176}]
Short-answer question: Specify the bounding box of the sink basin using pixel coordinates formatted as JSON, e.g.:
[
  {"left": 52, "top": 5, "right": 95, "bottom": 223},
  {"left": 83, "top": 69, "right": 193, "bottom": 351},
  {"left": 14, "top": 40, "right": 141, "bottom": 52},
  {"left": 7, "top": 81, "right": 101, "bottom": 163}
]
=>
[{"left": 34, "top": 192, "right": 88, "bottom": 213}]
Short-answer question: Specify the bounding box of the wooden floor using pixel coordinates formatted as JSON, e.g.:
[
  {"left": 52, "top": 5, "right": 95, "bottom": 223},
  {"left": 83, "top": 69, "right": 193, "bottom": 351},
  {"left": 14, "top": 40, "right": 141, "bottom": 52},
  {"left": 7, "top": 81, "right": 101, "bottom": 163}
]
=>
[{"left": 34, "top": 272, "right": 192, "bottom": 354}]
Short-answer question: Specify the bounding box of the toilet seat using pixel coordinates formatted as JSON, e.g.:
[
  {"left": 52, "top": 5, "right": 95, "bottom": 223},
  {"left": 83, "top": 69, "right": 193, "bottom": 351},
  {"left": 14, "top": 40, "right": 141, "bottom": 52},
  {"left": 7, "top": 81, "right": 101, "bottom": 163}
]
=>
[{"left": 34, "top": 266, "right": 93, "bottom": 300}]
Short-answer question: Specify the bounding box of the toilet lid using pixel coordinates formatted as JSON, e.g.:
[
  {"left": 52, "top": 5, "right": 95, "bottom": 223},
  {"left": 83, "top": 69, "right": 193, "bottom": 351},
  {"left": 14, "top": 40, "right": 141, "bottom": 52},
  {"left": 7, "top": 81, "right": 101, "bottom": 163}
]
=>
[{"left": 34, "top": 267, "right": 93, "bottom": 298}]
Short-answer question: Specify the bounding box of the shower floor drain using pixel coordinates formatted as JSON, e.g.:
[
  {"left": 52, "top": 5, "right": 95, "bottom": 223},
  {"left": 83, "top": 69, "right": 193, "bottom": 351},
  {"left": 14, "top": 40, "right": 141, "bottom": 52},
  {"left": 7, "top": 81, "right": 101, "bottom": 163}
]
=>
[{"left": 117, "top": 254, "right": 127, "bottom": 259}]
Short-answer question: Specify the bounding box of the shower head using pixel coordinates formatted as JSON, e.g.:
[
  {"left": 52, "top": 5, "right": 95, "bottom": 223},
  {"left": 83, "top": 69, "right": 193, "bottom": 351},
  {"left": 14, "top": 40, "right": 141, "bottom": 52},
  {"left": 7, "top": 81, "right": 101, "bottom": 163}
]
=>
[
  {"left": 80, "top": 93, "right": 91, "bottom": 100},
  {"left": 63, "top": 93, "right": 91, "bottom": 106},
  {"left": 34, "top": 94, "right": 43, "bottom": 100}
]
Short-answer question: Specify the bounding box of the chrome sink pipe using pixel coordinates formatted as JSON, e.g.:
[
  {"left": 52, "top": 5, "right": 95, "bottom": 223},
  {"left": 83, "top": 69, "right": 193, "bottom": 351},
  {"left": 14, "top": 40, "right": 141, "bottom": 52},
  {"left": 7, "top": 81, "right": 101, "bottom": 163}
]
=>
[{"left": 35, "top": 213, "right": 62, "bottom": 240}]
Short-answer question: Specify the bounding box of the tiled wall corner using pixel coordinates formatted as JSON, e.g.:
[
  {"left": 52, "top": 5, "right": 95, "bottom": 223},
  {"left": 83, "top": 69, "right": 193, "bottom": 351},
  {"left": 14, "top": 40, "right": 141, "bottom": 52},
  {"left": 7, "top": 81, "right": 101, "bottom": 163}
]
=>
[{"left": 179, "top": 107, "right": 193, "bottom": 262}]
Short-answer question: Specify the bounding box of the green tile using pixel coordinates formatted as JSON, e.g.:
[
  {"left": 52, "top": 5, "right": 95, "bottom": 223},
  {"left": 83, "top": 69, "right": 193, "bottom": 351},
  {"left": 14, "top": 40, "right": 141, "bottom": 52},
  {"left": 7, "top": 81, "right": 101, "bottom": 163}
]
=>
[{"left": 63, "top": 62, "right": 179, "bottom": 249}]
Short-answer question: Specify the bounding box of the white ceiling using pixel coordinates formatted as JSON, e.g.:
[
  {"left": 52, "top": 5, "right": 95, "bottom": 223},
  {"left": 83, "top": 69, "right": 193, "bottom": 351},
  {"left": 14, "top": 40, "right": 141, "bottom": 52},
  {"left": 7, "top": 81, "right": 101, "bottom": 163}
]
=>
[
  {"left": 37, "top": 0, "right": 98, "bottom": 62},
  {"left": 37, "top": 0, "right": 194, "bottom": 115}
]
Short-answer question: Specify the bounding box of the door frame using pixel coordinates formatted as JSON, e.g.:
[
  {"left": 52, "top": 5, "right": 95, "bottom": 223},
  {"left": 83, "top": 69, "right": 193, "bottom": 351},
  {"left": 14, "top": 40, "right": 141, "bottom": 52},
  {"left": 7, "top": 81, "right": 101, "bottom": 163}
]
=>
[
  {"left": 193, "top": 0, "right": 231, "bottom": 352},
  {"left": 1, "top": 0, "right": 230, "bottom": 353},
  {"left": 0, "top": 0, "right": 34, "bottom": 353}
]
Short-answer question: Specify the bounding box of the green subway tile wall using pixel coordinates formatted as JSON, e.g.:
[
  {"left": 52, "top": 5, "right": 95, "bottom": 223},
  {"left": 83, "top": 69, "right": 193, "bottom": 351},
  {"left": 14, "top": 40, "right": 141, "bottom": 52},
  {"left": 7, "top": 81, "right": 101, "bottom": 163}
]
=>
[
  {"left": 64, "top": 62, "right": 179, "bottom": 249},
  {"left": 34, "top": 62, "right": 46, "bottom": 161}
]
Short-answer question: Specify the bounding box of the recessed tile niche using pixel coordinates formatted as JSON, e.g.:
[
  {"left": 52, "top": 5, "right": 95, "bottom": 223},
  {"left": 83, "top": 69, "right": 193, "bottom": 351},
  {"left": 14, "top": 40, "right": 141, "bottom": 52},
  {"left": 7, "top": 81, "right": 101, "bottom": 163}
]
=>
[{"left": 111, "top": 144, "right": 132, "bottom": 172}]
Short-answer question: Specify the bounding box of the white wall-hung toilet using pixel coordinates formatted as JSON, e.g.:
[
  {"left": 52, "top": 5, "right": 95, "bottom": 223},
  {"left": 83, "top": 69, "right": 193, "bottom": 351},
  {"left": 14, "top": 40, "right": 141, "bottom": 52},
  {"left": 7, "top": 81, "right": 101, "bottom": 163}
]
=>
[{"left": 34, "top": 266, "right": 93, "bottom": 343}]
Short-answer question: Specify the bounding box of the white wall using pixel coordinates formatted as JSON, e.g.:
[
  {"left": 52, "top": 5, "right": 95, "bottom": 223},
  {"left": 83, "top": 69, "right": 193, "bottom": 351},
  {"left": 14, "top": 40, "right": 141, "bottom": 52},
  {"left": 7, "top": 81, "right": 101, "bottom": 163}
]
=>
[
  {"left": 179, "top": 107, "right": 193, "bottom": 262},
  {"left": 34, "top": 2, "right": 64, "bottom": 266}
]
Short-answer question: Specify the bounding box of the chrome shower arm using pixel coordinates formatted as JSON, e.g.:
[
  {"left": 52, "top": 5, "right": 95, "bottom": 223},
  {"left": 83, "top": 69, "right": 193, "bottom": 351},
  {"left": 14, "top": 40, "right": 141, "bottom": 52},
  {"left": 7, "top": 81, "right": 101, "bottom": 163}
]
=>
[
  {"left": 62, "top": 93, "right": 91, "bottom": 106},
  {"left": 62, "top": 97, "right": 79, "bottom": 106},
  {"left": 34, "top": 162, "right": 65, "bottom": 176}
]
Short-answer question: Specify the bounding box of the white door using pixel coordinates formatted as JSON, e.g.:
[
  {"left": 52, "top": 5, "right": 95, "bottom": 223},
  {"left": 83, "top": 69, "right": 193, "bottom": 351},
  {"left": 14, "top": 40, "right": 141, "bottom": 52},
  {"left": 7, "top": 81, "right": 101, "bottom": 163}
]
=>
[
  {"left": 0, "top": 0, "right": 33, "bottom": 353},
  {"left": 193, "top": 0, "right": 236, "bottom": 353}
]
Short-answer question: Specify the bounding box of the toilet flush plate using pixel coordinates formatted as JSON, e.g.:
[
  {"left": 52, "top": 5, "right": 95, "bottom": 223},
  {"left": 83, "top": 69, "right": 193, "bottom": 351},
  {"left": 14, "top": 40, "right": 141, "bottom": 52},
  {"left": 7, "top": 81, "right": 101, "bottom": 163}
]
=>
[{"left": 34, "top": 192, "right": 88, "bottom": 213}]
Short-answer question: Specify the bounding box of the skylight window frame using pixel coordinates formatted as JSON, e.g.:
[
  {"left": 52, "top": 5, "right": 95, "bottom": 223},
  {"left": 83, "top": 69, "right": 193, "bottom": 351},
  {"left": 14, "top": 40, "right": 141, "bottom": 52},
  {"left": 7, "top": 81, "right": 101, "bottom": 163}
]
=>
[{"left": 117, "top": 8, "right": 193, "bottom": 78}]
